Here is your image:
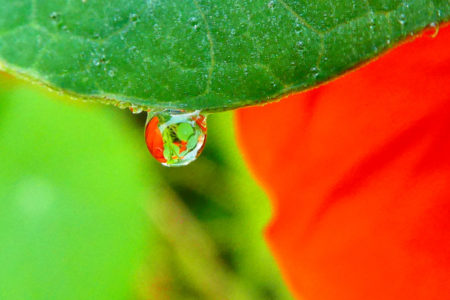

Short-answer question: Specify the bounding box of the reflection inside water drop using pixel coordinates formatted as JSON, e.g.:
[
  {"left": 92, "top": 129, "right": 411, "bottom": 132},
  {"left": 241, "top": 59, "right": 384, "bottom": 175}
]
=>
[{"left": 145, "top": 110, "right": 207, "bottom": 167}]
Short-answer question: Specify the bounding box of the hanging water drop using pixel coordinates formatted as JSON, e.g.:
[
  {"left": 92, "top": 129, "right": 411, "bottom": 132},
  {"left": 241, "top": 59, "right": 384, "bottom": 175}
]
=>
[
  {"left": 145, "top": 110, "right": 207, "bottom": 167},
  {"left": 129, "top": 105, "right": 144, "bottom": 114}
]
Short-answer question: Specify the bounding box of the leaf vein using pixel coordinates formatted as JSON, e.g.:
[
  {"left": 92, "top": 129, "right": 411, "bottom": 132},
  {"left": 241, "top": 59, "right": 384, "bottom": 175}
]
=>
[{"left": 277, "top": 0, "right": 324, "bottom": 36}]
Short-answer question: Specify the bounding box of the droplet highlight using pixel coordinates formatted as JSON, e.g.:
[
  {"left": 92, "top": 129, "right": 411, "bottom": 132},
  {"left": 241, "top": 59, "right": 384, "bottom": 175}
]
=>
[
  {"left": 145, "top": 110, "right": 207, "bottom": 167},
  {"left": 398, "top": 14, "right": 406, "bottom": 26}
]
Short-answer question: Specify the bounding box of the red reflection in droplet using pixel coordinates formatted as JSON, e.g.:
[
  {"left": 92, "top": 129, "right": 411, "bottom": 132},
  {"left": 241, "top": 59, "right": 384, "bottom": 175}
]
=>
[
  {"left": 145, "top": 116, "right": 167, "bottom": 163},
  {"left": 174, "top": 140, "right": 188, "bottom": 153},
  {"left": 195, "top": 114, "right": 207, "bottom": 132}
]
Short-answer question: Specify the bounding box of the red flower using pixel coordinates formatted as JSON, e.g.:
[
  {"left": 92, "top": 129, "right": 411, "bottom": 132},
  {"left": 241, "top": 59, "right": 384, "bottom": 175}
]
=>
[{"left": 236, "top": 24, "right": 450, "bottom": 300}]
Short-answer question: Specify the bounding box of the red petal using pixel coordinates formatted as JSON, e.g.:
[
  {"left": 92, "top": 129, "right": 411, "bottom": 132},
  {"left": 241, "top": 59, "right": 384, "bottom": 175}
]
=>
[
  {"left": 145, "top": 117, "right": 167, "bottom": 163},
  {"left": 236, "top": 24, "right": 450, "bottom": 300}
]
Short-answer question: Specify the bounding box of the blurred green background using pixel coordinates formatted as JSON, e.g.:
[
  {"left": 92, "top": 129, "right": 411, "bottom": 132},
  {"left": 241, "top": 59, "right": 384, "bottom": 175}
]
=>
[{"left": 0, "top": 72, "right": 292, "bottom": 300}]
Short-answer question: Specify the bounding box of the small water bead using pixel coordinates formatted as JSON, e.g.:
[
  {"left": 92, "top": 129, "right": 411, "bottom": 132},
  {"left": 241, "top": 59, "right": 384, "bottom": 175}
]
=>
[
  {"left": 108, "top": 69, "right": 116, "bottom": 77},
  {"left": 49, "top": 12, "right": 59, "bottom": 20},
  {"left": 130, "top": 13, "right": 140, "bottom": 23},
  {"left": 294, "top": 23, "right": 303, "bottom": 35},
  {"left": 310, "top": 66, "right": 319, "bottom": 79},
  {"left": 129, "top": 105, "right": 144, "bottom": 114},
  {"left": 145, "top": 110, "right": 207, "bottom": 167},
  {"left": 398, "top": 14, "right": 406, "bottom": 26},
  {"left": 188, "top": 17, "right": 200, "bottom": 30},
  {"left": 117, "top": 101, "right": 130, "bottom": 109}
]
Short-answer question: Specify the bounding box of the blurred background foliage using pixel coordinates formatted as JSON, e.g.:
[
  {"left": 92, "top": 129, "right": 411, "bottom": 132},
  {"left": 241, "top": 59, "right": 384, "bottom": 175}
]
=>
[{"left": 0, "top": 72, "right": 292, "bottom": 300}]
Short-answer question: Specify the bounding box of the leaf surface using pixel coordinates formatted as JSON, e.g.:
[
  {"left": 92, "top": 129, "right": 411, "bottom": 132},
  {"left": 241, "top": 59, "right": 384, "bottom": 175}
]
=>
[{"left": 0, "top": 0, "right": 448, "bottom": 111}]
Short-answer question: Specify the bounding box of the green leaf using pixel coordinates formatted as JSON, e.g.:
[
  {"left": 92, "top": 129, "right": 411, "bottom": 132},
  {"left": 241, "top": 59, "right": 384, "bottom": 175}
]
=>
[
  {"left": 187, "top": 132, "right": 200, "bottom": 150},
  {"left": 177, "top": 122, "right": 195, "bottom": 141},
  {"left": 0, "top": 78, "right": 157, "bottom": 300},
  {"left": 0, "top": 0, "right": 448, "bottom": 111}
]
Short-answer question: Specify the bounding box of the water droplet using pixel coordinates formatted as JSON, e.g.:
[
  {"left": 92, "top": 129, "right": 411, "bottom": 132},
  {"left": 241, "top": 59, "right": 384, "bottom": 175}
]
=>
[
  {"left": 130, "top": 13, "right": 139, "bottom": 22},
  {"left": 145, "top": 110, "right": 207, "bottom": 167},
  {"left": 49, "top": 12, "right": 59, "bottom": 20},
  {"left": 367, "top": 11, "right": 375, "bottom": 29},
  {"left": 294, "top": 22, "right": 303, "bottom": 34},
  {"left": 130, "top": 105, "right": 144, "bottom": 114},
  {"left": 108, "top": 69, "right": 116, "bottom": 77},
  {"left": 117, "top": 101, "right": 130, "bottom": 109},
  {"left": 398, "top": 14, "right": 406, "bottom": 25},
  {"left": 99, "top": 54, "right": 107, "bottom": 64},
  {"left": 188, "top": 16, "right": 200, "bottom": 30},
  {"left": 310, "top": 67, "right": 319, "bottom": 79},
  {"left": 92, "top": 58, "right": 100, "bottom": 66}
]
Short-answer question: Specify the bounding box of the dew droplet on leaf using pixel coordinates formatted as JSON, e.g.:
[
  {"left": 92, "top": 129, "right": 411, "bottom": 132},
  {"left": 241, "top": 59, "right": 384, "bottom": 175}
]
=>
[
  {"left": 49, "top": 12, "right": 59, "bottom": 20},
  {"left": 130, "top": 13, "right": 140, "bottom": 22},
  {"left": 145, "top": 110, "right": 207, "bottom": 167},
  {"left": 398, "top": 14, "right": 406, "bottom": 25},
  {"left": 310, "top": 66, "right": 319, "bottom": 79},
  {"left": 107, "top": 69, "right": 116, "bottom": 77}
]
